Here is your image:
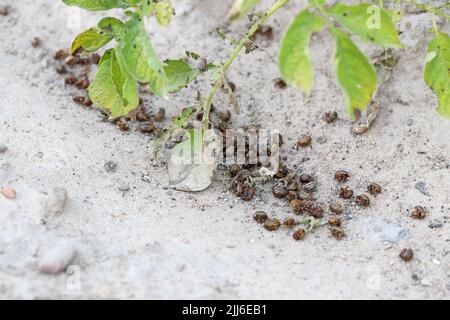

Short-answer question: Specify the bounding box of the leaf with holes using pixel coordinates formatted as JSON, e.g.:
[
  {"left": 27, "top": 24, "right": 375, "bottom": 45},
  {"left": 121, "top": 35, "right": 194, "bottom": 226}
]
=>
[
  {"left": 424, "top": 31, "right": 450, "bottom": 117},
  {"left": 115, "top": 16, "right": 168, "bottom": 98},
  {"left": 279, "top": 9, "right": 324, "bottom": 96},
  {"left": 155, "top": 0, "right": 174, "bottom": 26},
  {"left": 332, "top": 28, "right": 377, "bottom": 120},
  {"left": 328, "top": 3, "right": 401, "bottom": 48},
  {"left": 70, "top": 27, "right": 113, "bottom": 55},
  {"left": 62, "top": 0, "right": 129, "bottom": 11},
  {"left": 164, "top": 59, "right": 201, "bottom": 93},
  {"left": 88, "top": 49, "right": 139, "bottom": 118}
]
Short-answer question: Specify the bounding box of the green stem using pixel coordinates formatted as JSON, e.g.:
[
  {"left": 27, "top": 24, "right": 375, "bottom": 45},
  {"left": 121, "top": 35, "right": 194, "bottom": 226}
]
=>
[
  {"left": 202, "top": 0, "right": 290, "bottom": 130},
  {"left": 403, "top": 0, "right": 450, "bottom": 20}
]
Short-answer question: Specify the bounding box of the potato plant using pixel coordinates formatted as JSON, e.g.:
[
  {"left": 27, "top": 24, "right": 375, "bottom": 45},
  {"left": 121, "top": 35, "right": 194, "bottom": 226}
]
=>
[{"left": 63, "top": 0, "right": 449, "bottom": 190}]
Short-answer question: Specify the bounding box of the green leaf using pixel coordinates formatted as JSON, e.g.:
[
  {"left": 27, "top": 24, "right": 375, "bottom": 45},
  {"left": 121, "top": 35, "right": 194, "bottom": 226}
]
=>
[
  {"left": 228, "top": 0, "right": 262, "bottom": 20},
  {"left": 98, "top": 17, "right": 125, "bottom": 34},
  {"left": 155, "top": 0, "right": 174, "bottom": 26},
  {"left": 332, "top": 28, "right": 377, "bottom": 120},
  {"left": 279, "top": 10, "right": 324, "bottom": 96},
  {"left": 70, "top": 27, "right": 113, "bottom": 55},
  {"left": 88, "top": 49, "right": 139, "bottom": 118},
  {"left": 164, "top": 59, "right": 206, "bottom": 93},
  {"left": 62, "top": 0, "right": 128, "bottom": 11},
  {"left": 142, "top": 0, "right": 155, "bottom": 16},
  {"left": 123, "top": 0, "right": 141, "bottom": 6},
  {"left": 424, "top": 31, "right": 450, "bottom": 118},
  {"left": 173, "top": 107, "right": 195, "bottom": 127},
  {"left": 328, "top": 3, "right": 401, "bottom": 48},
  {"left": 115, "top": 16, "right": 168, "bottom": 98},
  {"left": 308, "top": 0, "right": 325, "bottom": 5}
]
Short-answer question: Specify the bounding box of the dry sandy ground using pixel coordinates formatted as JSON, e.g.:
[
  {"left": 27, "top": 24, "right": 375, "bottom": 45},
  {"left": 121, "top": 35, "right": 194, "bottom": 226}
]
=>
[{"left": 0, "top": 0, "right": 449, "bottom": 299}]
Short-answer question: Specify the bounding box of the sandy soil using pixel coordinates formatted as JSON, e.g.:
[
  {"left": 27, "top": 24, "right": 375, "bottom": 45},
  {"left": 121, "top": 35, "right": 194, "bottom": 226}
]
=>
[{"left": 0, "top": 0, "right": 449, "bottom": 299}]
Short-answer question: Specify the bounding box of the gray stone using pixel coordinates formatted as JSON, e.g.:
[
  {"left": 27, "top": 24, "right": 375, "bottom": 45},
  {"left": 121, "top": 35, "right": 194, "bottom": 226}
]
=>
[
  {"left": 415, "top": 181, "right": 431, "bottom": 197},
  {"left": 38, "top": 242, "right": 77, "bottom": 275}
]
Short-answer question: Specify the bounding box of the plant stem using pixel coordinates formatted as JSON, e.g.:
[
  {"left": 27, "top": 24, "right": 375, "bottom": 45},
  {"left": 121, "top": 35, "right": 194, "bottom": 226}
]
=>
[
  {"left": 202, "top": 0, "right": 290, "bottom": 130},
  {"left": 403, "top": 0, "right": 450, "bottom": 20}
]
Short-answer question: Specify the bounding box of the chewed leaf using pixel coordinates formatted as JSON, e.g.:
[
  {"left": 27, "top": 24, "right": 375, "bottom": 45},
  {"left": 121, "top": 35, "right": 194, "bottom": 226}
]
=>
[
  {"left": 164, "top": 59, "right": 201, "bottom": 93},
  {"left": 70, "top": 27, "right": 113, "bottom": 55},
  {"left": 155, "top": 0, "right": 174, "bottom": 26},
  {"left": 279, "top": 9, "right": 324, "bottom": 96},
  {"left": 424, "top": 32, "right": 450, "bottom": 117},
  {"left": 153, "top": 107, "right": 195, "bottom": 158},
  {"left": 88, "top": 49, "right": 139, "bottom": 118},
  {"left": 63, "top": 0, "right": 129, "bottom": 11},
  {"left": 98, "top": 17, "right": 124, "bottom": 34},
  {"left": 328, "top": 3, "right": 401, "bottom": 48},
  {"left": 115, "top": 16, "right": 168, "bottom": 98},
  {"left": 332, "top": 28, "right": 377, "bottom": 120},
  {"left": 168, "top": 129, "right": 217, "bottom": 192},
  {"left": 228, "top": 0, "right": 262, "bottom": 21}
]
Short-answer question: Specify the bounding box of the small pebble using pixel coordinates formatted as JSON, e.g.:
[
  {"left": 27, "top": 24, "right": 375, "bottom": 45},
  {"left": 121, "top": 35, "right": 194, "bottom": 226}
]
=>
[
  {"left": 0, "top": 144, "right": 8, "bottom": 153},
  {"left": 31, "top": 37, "right": 41, "bottom": 48},
  {"left": 0, "top": 5, "right": 10, "bottom": 16},
  {"left": 38, "top": 243, "right": 77, "bottom": 274},
  {"left": 317, "top": 136, "right": 327, "bottom": 144},
  {"left": 432, "top": 259, "right": 440, "bottom": 266},
  {"left": 118, "top": 184, "right": 130, "bottom": 192},
  {"left": 104, "top": 161, "right": 117, "bottom": 173},
  {"left": 415, "top": 181, "right": 430, "bottom": 197},
  {"left": 0, "top": 187, "right": 16, "bottom": 200},
  {"left": 428, "top": 222, "right": 442, "bottom": 229}
]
